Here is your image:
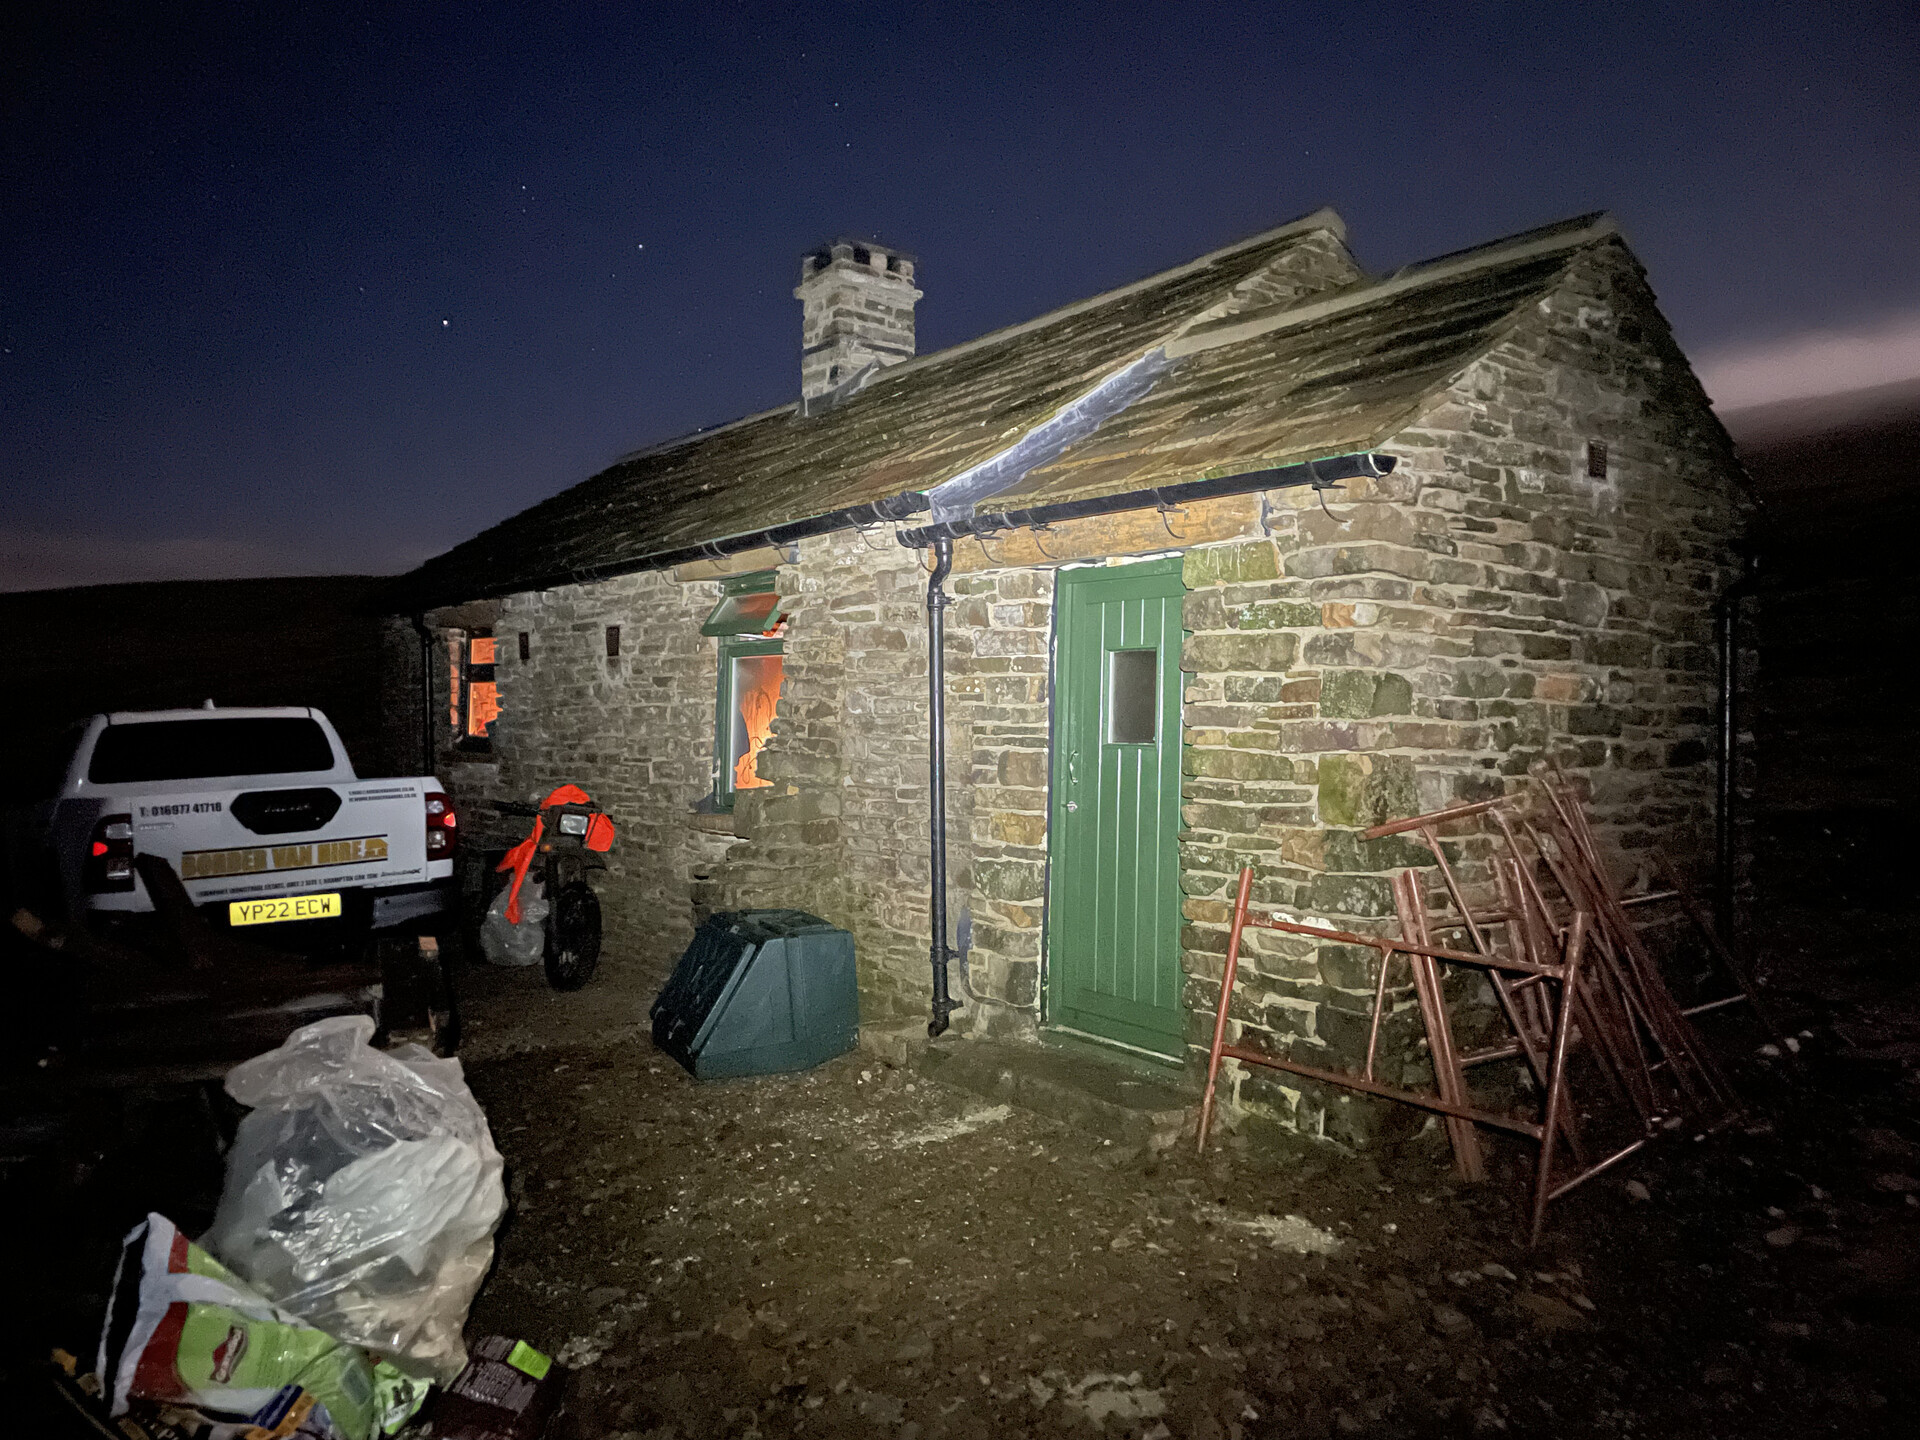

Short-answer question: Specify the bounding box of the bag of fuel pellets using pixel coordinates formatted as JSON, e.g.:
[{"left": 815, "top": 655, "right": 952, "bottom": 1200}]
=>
[{"left": 97, "top": 1213, "right": 426, "bottom": 1440}]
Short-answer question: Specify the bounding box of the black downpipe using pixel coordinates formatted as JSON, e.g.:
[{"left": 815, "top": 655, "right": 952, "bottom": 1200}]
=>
[
  {"left": 1715, "top": 556, "right": 1758, "bottom": 936},
  {"left": 409, "top": 613, "right": 436, "bottom": 777},
  {"left": 925, "top": 536, "right": 960, "bottom": 1038}
]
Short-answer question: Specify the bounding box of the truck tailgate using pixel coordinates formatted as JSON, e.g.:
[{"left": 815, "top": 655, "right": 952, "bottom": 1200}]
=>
[{"left": 116, "top": 780, "right": 432, "bottom": 912}]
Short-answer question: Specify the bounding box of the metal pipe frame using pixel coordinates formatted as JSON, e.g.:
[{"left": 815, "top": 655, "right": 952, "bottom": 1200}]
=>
[
  {"left": 1242, "top": 912, "right": 1567, "bottom": 980},
  {"left": 1198, "top": 868, "right": 1560, "bottom": 1158},
  {"left": 1394, "top": 869, "right": 1485, "bottom": 1180},
  {"left": 1195, "top": 846, "right": 1692, "bottom": 1243},
  {"left": 1215, "top": 1045, "right": 1545, "bottom": 1140},
  {"left": 1196, "top": 867, "right": 1255, "bottom": 1153},
  {"left": 1528, "top": 910, "right": 1590, "bottom": 1245}
]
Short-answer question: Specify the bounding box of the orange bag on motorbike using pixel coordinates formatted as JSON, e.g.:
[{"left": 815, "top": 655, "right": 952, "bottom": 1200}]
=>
[
  {"left": 494, "top": 785, "right": 611, "bottom": 923},
  {"left": 494, "top": 820, "right": 543, "bottom": 926}
]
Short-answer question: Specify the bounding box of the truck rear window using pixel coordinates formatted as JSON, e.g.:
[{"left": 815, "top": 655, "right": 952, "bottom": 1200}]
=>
[{"left": 88, "top": 718, "right": 336, "bottom": 783}]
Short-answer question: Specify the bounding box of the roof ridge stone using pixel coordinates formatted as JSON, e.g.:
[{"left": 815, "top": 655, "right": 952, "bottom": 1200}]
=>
[
  {"left": 854, "top": 207, "right": 1347, "bottom": 388},
  {"left": 1166, "top": 213, "right": 1618, "bottom": 359}
]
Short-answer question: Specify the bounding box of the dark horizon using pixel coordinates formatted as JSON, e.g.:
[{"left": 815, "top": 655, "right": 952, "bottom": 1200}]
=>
[{"left": 5, "top": 1, "right": 1917, "bottom": 591}]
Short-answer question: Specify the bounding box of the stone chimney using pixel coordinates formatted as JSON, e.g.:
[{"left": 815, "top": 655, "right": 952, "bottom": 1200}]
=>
[{"left": 794, "top": 239, "right": 921, "bottom": 401}]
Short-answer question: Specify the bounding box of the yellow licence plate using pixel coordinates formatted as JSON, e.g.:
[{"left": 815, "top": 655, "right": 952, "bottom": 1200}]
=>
[{"left": 229, "top": 893, "right": 342, "bottom": 927}]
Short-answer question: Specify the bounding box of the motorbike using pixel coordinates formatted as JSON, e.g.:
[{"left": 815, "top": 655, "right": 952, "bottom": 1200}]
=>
[{"left": 490, "top": 784, "right": 615, "bottom": 990}]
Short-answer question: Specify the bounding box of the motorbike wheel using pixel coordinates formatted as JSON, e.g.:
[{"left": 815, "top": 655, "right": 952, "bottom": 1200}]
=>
[{"left": 544, "top": 881, "right": 602, "bottom": 990}]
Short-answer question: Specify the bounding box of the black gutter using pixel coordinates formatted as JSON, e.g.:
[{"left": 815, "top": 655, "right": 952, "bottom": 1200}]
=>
[
  {"left": 895, "top": 451, "right": 1398, "bottom": 549},
  {"left": 404, "top": 493, "right": 931, "bottom": 608},
  {"left": 1715, "top": 554, "right": 1758, "bottom": 937},
  {"left": 924, "top": 537, "right": 961, "bottom": 1038}
]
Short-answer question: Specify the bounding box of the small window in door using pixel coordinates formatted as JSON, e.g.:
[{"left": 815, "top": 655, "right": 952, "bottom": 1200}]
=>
[{"left": 1107, "top": 648, "right": 1158, "bottom": 744}]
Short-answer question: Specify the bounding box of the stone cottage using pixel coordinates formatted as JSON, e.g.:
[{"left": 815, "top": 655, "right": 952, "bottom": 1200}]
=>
[{"left": 387, "top": 207, "right": 1747, "bottom": 1139}]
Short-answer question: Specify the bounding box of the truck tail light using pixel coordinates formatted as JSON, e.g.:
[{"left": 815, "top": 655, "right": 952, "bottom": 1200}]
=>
[
  {"left": 86, "top": 813, "right": 135, "bottom": 893},
  {"left": 425, "top": 791, "right": 457, "bottom": 860}
]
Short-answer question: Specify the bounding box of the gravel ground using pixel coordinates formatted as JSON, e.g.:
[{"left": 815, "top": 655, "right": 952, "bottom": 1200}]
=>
[
  {"left": 451, "top": 931, "right": 1920, "bottom": 1440},
  {"left": 4, "top": 911, "right": 1915, "bottom": 1440}
]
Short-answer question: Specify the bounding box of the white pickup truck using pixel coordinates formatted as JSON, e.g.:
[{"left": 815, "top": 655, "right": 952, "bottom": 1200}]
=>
[{"left": 9, "top": 704, "right": 456, "bottom": 944}]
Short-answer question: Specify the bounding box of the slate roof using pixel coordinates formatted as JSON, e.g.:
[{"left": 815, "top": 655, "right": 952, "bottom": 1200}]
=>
[
  {"left": 399, "top": 209, "right": 1627, "bottom": 607},
  {"left": 984, "top": 216, "right": 1620, "bottom": 511}
]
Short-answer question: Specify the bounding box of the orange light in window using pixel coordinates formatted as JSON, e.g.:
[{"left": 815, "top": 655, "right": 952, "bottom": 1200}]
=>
[
  {"left": 469, "top": 636, "right": 497, "bottom": 665},
  {"left": 732, "top": 654, "right": 782, "bottom": 791},
  {"left": 468, "top": 681, "right": 501, "bottom": 736},
  {"left": 446, "top": 633, "right": 464, "bottom": 731}
]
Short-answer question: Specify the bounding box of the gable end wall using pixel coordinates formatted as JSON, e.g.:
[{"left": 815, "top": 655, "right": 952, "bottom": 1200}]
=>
[{"left": 1177, "top": 242, "right": 1748, "bottom": 1140}]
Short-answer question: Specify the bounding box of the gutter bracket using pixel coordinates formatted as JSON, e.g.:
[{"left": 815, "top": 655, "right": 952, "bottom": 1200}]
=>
[{"left": 1311, "top": 480, "right": 1347, "bottom": 521}]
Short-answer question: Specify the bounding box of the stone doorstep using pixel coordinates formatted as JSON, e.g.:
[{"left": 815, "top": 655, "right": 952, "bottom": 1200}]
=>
[{"left": 877, "top": 1027, "right": 1199, "bottom": 1146}]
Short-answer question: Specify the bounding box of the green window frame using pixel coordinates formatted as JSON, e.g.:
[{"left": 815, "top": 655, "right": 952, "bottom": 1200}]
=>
[
  {"left": 701, "top": 570, "right": 788, "bottom": 637},
  {"left": 703, "top": 573, "right": 786, "bottom": 810}
]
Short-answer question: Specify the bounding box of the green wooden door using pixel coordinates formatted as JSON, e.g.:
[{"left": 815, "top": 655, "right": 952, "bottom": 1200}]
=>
[{"left": 1048, "top": 558, "right": 1185, "bottom": 1057}]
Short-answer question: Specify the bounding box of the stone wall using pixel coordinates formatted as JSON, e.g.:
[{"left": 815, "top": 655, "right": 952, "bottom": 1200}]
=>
[
  {"left": 711, "top": 534, "right": 950, "bottom": 1022},
  {"left": 418, "top": 572, "right": 728, "bottom": 966},
  {"left": 1176, "top": 243, "right": 1748, "bottom": 1138},
  {"left": 699, "top": 534, "right": 1057, "bottom": 1036},
  {"left": 948, "top": 564, "right": 1056, "bottom": 1029}
]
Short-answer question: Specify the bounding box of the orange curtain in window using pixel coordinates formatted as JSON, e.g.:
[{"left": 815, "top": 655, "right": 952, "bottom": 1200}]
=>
[
  {"left": 446, "top": 633, "right": 465, "bottom": 732},
  {"left": 733, "top": 655, "right": 781, "bottom": 790},
  {"left": 464, "top": 633, "right": 500, "bottom": 738}
]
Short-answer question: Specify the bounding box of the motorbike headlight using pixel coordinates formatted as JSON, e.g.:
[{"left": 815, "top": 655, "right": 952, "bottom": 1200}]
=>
[{"left": 557, "top": 812, "right": 590, "bottom": 836}]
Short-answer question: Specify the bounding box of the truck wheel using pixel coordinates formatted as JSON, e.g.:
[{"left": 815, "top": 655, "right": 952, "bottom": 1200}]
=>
[{"left": 544, "top": 882, "right": 601, "bottom": 990}]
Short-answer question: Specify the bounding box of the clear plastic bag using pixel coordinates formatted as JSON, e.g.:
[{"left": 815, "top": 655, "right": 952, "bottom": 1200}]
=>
[
  {"left": 200, "top": 1016, "right": 507, "bottom": 1384},
  {"left": 479, "top": 879, "right": 546, "bottom": 966}
]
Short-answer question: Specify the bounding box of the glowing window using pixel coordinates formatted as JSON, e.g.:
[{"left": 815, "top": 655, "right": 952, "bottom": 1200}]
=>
[
  {"left": 727, "top": 649, "right": 784, "bottom": 794},
  {"left": 448, "top": 629, "right": 500, "bottom": 750},
  {"left": 709, "top": 574, "right": 785, "bottom": 809}
]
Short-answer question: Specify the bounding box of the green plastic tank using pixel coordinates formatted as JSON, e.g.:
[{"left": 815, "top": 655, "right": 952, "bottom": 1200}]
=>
[{"left": 651, "top": 909, "right": 857, "bottom": 1080}]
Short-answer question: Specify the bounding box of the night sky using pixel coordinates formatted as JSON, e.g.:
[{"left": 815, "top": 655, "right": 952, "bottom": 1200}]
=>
[{"left": 4, "top": 1, "right": 1916, "bottom": 591}]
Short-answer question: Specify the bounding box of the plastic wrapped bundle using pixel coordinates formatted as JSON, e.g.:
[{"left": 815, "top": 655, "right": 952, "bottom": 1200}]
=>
[
  {"left": 200, "top": 1016, "right": 507, "bottom": 1383},
  {"left": 479, "top": 879, "right": 546, "bottom": 966},
  {"left": 98, "top": 1213, "right": 427, "bottom": 1440}
]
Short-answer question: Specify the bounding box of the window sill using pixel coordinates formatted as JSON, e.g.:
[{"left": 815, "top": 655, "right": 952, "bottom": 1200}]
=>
[{"left": 687, "top": 810, "right": 740, "bottom": 836}]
